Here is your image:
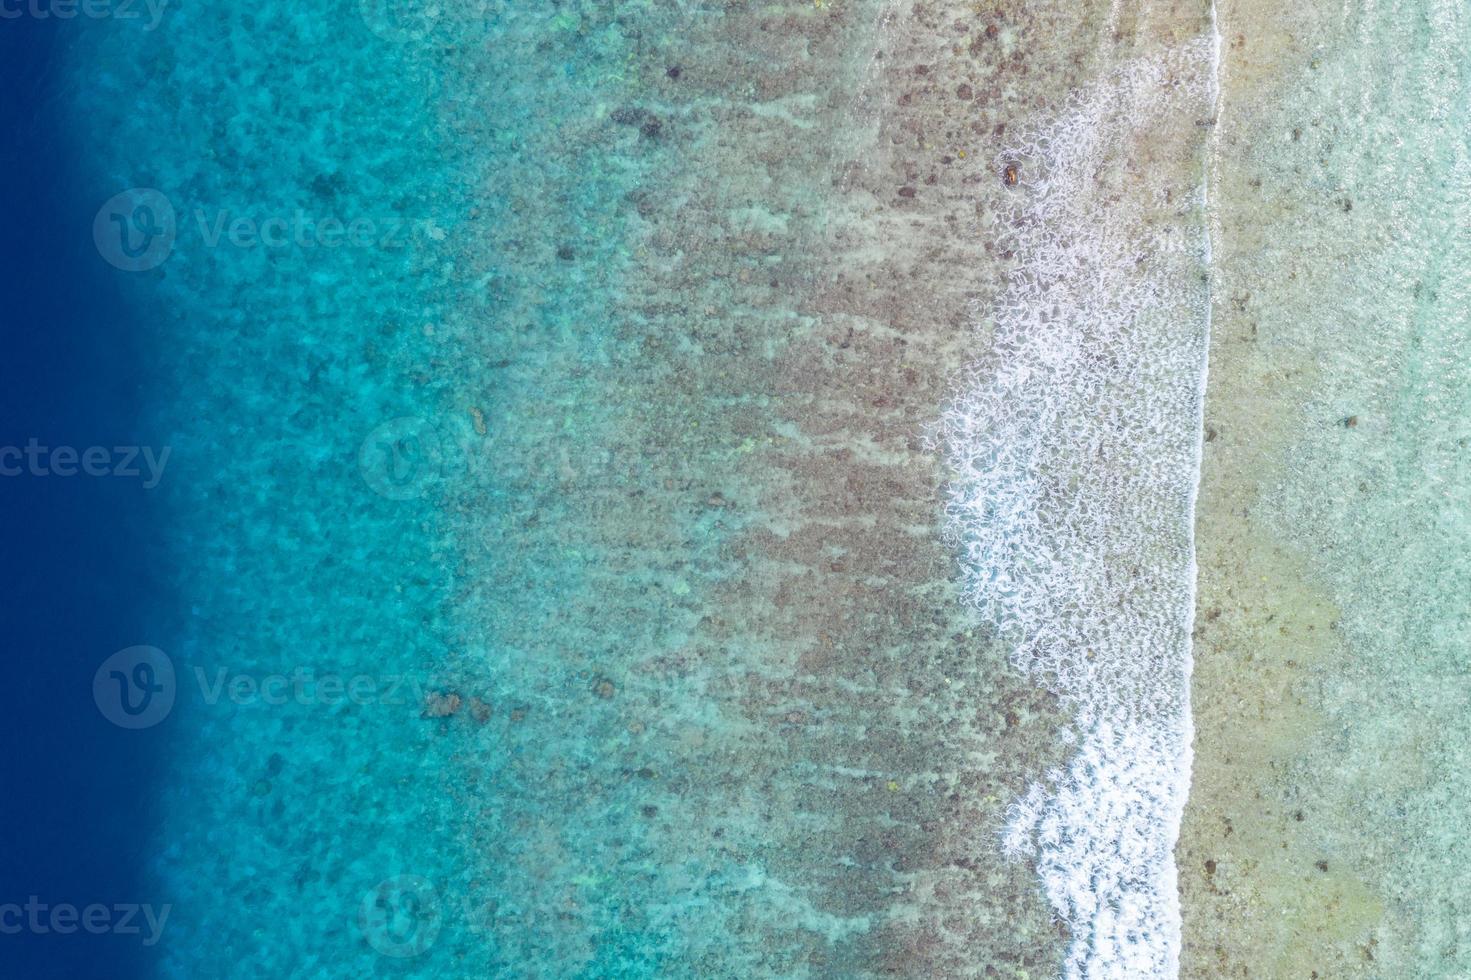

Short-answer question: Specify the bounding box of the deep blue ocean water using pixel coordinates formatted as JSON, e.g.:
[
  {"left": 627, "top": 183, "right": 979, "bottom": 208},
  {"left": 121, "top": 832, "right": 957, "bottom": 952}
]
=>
[{"left": 0, "top": 18, "right": 163, "bottom": 980}]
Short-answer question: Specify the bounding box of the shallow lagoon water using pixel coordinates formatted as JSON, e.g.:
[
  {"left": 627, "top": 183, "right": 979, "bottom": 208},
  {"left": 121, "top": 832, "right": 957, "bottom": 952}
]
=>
[{"left": 1182, "top": 1, "right": 1471, "bottom": 975}]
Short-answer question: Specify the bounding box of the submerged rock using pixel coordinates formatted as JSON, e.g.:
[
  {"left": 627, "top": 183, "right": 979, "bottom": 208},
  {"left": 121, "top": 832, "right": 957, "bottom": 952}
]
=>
[{"left": 421, "top": 691, "right": 462, "bottom": 719}]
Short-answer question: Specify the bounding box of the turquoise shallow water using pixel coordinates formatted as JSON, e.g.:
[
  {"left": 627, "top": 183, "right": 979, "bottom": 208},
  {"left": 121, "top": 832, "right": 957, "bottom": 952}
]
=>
[
  {"left": 1182, "top": 0, "right": 1471, "bottom": 965},
  {"left": 69, "top": 2, "right": 481, "bottom": 974},
  {"left": 67, "top": 0, "right": 1066, "bottom": 973},
  {"left": 70, "top": 2, "right": 898, "bottom": 975}
]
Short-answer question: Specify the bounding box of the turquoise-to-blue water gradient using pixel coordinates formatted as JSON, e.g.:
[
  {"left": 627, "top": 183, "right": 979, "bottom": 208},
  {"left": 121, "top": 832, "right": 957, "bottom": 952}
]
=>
[
  {"left": 8, "top": 1, "right": 695, "bottom": 975},
  {"left": 7, "top": 3, "right": 483, "bottom": 976}
]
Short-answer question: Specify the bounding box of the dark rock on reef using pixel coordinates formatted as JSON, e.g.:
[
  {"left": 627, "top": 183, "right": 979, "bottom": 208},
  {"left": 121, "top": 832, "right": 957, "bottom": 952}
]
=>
[{"left": 610, "top": 105, "right": 664, "bottom": 140}]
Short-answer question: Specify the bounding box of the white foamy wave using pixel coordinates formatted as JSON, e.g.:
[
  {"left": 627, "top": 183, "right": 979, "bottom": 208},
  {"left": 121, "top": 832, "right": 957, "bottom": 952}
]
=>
[{"left": 941, "top": 36, "right": 1216, "bottom": 979}]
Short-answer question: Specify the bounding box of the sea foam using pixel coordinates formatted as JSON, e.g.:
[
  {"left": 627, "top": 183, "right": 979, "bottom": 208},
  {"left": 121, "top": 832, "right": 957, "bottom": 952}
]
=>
[{"left": 941, "top": 36, "right": 1216, "bottom": 979}]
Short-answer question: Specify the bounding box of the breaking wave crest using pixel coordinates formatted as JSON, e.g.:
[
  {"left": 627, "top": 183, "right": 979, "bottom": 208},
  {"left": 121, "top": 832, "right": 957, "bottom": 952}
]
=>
[{"left": 941, "top": 36, "right": 1216, "bottom": 979}]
